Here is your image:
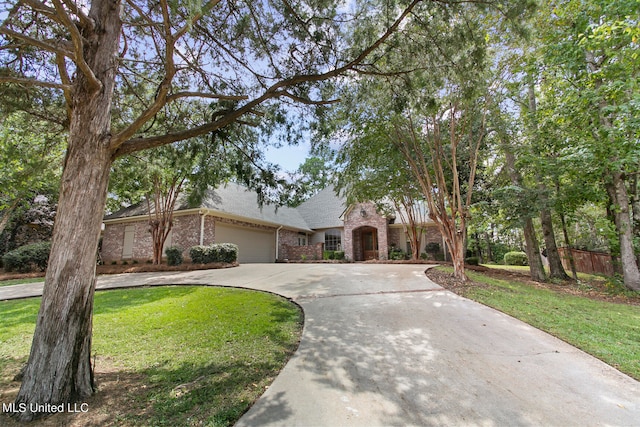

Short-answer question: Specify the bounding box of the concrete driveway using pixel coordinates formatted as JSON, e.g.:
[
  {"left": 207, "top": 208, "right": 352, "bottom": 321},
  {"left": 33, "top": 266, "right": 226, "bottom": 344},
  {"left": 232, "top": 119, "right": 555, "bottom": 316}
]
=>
[{"left": 1, "top": 263, "right": 638, "bottom": 426}]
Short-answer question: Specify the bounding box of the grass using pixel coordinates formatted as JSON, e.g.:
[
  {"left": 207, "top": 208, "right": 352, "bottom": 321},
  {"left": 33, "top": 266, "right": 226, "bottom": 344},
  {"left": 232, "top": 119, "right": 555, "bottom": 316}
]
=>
[
  {"left": 441, "top": 266, "right": 640, "bottom": 380},
  {"left": 481, "top": 263, "right": 606, "bottom": 282},
  {"left": 0, "top": 286, "right": 303, "bottom": 426},
  {"left": 0, "top": 277, "right": 44, "bottom": 287}
]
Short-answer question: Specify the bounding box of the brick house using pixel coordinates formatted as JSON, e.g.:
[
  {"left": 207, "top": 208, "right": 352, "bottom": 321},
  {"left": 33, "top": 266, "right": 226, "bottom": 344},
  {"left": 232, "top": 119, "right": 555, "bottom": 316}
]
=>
[{"left": 101, "top": 182, "right": 442, "bottom": 263}]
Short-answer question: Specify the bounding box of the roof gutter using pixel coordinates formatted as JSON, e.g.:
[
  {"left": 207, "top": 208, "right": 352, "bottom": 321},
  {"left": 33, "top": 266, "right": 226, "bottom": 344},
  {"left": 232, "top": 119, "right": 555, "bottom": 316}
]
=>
[
  {"left": 199, "top": 210, "right": 208, "bottom": 246},
  {"left": 275, "top": 226, "right": 283, "bottom": 261}
]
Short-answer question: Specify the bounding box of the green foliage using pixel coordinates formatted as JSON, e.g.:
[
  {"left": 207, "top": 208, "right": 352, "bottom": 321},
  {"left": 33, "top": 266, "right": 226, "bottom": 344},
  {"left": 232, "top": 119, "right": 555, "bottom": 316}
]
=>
[
  {"left": 465, "top": 257, "right": 480, "bottom": 266},
  {"left": 388, "top": 247, "right": 406, "bottom": 261},
  {"left": 190, "top": 243, "right": 238, "bottom": 264},
  {"left": 504, "top": 251, "right": 529, "bottom": 266},
  {"left": 165, "top": 246, "right": 183, "bottom": 266},
  {"left": 189, "top": 245, "right": 208, "bottom": 264},
  {"left": 333, "top": 251, "right": 345, "bottom": 260},
  {"left": 0, "top": 286, "right": 303, "bottom": 425},
  {"left": 323, "top": 250, "right": 335, "bottom": 260},
  {"left": 2, "top": 242, "right": 51, "bottom": 273}
]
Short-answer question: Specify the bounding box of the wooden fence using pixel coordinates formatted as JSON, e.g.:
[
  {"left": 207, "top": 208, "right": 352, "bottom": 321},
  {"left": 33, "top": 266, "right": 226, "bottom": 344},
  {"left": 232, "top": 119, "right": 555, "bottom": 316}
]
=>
[{"left": 557, "top": 247, "right": 614, "bottom": 276}]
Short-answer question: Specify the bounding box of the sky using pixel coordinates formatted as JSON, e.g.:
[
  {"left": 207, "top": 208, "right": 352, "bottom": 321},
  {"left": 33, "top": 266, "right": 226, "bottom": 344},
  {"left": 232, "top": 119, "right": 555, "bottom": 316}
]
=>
[{"left": 263, "top": 141, "right": 311, "bottom": 173}]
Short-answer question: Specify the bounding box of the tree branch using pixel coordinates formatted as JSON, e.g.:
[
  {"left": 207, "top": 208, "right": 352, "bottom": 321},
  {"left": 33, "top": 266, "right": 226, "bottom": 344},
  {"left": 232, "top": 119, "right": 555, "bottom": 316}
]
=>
[
  {"left": 276, "top": 91, "right": 340, "bottom": 105},
  {"left": 113, "top": 0, "right": 424, "bottom": 157},
  {"left": 166, "top": 92, "right": 249, "bottom": 103},
  {"left": 55, "top": 53, "right": 73, "bottom": 121},
  {"left": 0, "top": 75, "right": 71, "bottom": 91},
  {"left": 0, "top": 27, "right": 74, "bottom": 57},
  {"left": 52, "top": 0, "right": 102, "bottom": 91}
]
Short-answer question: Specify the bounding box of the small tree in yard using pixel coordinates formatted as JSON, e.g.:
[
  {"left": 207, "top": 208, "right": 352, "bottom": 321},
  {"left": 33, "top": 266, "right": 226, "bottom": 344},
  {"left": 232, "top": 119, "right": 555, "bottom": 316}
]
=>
[
  {"left": 391, "top": 99, "right": 487, "bottom": 281},
  {"left": 147, "top": 172, "right": 185, "bottom": 265}
]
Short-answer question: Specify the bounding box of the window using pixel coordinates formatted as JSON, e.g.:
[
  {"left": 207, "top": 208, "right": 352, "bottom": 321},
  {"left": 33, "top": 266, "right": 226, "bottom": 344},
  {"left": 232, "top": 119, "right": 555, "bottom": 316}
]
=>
[
  {"left": 324, "top": 229, "right": 342, "bottom": 251},
  {"left": 298, "top": 233, "right": 307, "bottom": 246}
]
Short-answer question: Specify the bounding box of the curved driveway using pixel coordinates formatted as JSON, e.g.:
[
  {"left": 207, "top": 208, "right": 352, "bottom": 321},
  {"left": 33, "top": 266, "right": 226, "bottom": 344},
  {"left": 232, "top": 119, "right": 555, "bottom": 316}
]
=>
[{"left": 1, "top": 263, "right": 638, "bottom": 426}]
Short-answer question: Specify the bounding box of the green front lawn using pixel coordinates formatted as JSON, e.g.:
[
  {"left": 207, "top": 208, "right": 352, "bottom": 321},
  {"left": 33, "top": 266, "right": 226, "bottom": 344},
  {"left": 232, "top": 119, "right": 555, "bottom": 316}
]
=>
[
  {"left": 0, "top": 277, "right": 44, "bottom": 287},
  {"left": 441, "top": 267, "right": 640, "bottom": 380},
  {"left": 0, "top": 286, "right": 303, "bottom": 426}
]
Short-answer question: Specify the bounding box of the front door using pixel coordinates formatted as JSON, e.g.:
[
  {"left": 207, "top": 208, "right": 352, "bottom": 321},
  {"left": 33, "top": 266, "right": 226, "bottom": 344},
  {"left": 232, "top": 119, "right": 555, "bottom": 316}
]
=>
[{"left": 362, "top": 228, "right": 378, "bottom": 260}]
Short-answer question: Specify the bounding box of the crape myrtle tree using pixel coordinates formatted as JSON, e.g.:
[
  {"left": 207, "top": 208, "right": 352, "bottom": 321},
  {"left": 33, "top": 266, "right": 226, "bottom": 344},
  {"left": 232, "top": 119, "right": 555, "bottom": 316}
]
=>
[
  {"left": 0, "top": 0, "right": 442, "bottom": 419},
  {"left": 336, "top": 133, "right": 429, "bottom": 260},
  {"left": 320, "top": 0, "right": 533, "bottom": 280}
]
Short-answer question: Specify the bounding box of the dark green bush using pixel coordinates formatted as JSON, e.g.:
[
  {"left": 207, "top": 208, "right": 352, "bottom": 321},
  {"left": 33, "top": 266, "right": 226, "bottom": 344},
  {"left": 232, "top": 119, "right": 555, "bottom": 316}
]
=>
[
  {"left": 504, "top": 251, "right": 528, "bottom": 266},
  {"left": 333, "top": 251, "right": 345, "bottom": 260},
  {"left": 465, "top": 257, "right": 479, "bottom": 266},
  {"left": 388, "top": 247, "right": 406, "bottom": 260},
  {"left": 420, "top": 252, "right": 428, "bottom": 260},
  {"left": 217, "top": 243, "right": 238, "bottom": 263},
  {"left": 2, "top": 242, "right": 51, "bottom": 273},
  {"left": 323, "top": 250, "right": 335, "bottom": 260},
  {"left": 166, "top": 246, "right": 183, "bottom": 266},
  {"left": 189, "top": 243, "right": 238, "bottom": 264},
  {"left": 189, "top": 245, "right": 208, "bottom": 264}
]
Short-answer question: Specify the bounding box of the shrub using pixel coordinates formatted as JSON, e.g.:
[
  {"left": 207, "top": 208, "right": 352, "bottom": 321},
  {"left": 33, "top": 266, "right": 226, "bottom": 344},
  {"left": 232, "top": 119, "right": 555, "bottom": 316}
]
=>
[
  {"left": 2, "top": 242, "right": 51, "bottom": 273},
  {"left": 166, "top": 246, "right": 183, "bottom": 266},
  {"left": 189, "top": 243, "right": 238, "bottom": 264},
  {"left": 323, "top": 250, "right": 335, "bottom": 260},
  {"left": 217, "top": 243, "right": 238, "bottom": 263},
  {"left": 420, "top": 252, "right": 428, "bottom": 260},
  {"left": 333, "top": 251, "right": 345, "bottom": 260},
  {"left": 189, "top": 245, "right": 208, "bottom": 264},
  {"left": 465, "top": 257, "right": 479, "bottom": 266},
  {"left": 388, "top": 247, "right": 406, "bottom": 260},
  {"left": 504, "top": 251, "right": 528, "bottom": 266}
]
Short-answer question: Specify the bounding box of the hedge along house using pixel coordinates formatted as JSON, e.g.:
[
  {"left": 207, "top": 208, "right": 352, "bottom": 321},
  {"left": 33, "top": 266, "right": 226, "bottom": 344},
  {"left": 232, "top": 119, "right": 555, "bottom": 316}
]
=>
[{"left": 101, "top": 182, "right": 443, "bottom": 263}]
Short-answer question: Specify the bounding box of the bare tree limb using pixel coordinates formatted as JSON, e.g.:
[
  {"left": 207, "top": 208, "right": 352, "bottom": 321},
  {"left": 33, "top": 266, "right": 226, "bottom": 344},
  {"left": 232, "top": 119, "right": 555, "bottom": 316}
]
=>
[
  {"left": 276, "top": 91, "right": 340, "bottom": 105},
  {"left": 52, "top": 0, "right": 102, "bottom": 91},
  {"left": 0, "top": 75, "right": 71, "bottom": 91},
  {"left": 0, "top": 27, "right": 74, "bottom": 57},
  {"left": 59, "top": 0, "right": 94, "bottom": 30},
  {"left": 55, "top": 53, "right": 73, "bottom": 121}
]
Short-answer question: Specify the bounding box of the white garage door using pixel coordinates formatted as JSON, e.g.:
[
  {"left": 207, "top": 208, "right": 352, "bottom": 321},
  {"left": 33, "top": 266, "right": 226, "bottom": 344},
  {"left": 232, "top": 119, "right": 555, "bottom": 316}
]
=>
[{"left": 215, "top": 224, "right": 275, "bottom": 263}]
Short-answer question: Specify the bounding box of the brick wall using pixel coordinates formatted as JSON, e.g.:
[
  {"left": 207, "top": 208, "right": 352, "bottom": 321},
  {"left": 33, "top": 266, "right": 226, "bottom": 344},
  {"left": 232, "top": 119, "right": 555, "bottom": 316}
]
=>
[
  {"left": 343, "top": 202, "right": 389, "bottom": 261},
  {"left": 282, "top": 242, "right": 324, "bottom": 261},
  {"left": 101, "top": 223, "right": 126, "bottom": 263},
  {"left": 102, "top": 213, "right": 205, "bottom": 262}
]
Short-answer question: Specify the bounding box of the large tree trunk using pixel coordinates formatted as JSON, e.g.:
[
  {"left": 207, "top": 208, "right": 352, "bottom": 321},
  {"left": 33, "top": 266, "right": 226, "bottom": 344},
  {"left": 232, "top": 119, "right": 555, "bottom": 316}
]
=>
[
  {"left": 502, "top": 141, "right": 547, "bottom": 282},
  {"left": 14, "top": 0, "right": 121, "bottom": 421},
  {"left": 559, "top": 212, "right": 578, "bottom": 280},
  {"left": 606, "top": 172, "right": 640, "bottom": 292},
  {"left": 540, "top": 206, "right": 570, "bottom": 280},
  {"left": 629, "top": 174, "right": 640, "bottom": 267}
]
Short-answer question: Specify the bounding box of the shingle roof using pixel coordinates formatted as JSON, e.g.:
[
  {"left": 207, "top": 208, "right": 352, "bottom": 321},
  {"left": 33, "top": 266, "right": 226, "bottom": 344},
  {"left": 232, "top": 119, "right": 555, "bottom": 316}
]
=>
[
  {"left": 296, "top": 186, "right": 346, "bottom": 229},
  {"left": 199, "top": 182, "right": 311, "bottom": 230},
  {"left": 104, "top": 182, "right": 313, "bottom": 231}
]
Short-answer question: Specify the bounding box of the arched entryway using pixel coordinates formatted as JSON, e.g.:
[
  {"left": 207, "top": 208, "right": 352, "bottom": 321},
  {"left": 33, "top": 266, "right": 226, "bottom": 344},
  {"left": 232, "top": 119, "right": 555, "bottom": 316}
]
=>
[{"left": 353, "top": 226, "right": 378, "bottom": 261}]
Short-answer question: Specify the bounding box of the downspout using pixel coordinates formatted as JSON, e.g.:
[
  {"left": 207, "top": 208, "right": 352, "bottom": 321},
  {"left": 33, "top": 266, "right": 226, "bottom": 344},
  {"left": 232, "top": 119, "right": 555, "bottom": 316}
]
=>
[
  {"left": 199, "top": 211, "right": 208, "bottom": 246},
  {"left": 276, "top": 226, "right": 283, "bottom": 262}
]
